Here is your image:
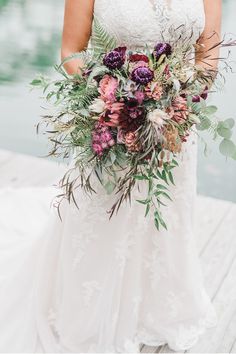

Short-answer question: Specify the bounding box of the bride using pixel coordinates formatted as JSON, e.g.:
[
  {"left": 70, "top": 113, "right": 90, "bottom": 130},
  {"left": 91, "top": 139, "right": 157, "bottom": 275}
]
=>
[{"left": 0, "top": 0, "right": 222, "bottom": 352}]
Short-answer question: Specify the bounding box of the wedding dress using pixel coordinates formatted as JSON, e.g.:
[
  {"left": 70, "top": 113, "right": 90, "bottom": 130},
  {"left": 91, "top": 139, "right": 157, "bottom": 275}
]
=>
[{"left": 0, "top": 0, "right": 218, "bottom": 352}]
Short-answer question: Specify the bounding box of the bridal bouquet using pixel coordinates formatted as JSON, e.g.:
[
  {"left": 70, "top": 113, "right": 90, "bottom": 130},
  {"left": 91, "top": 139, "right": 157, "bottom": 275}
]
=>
[{"left": 32, "top": 21, "right": 236, "bottom": 230}]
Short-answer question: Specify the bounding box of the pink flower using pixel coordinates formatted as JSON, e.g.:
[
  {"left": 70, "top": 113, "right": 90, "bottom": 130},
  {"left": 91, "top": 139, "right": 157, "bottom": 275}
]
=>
[
  {"left": 168, "top": 96, "right": 189, "bottom": 124},
  {"left": 164, "top": 64, "right": 171, "bottom": 79},
  {"left": 145, "top": 82, "right": 163, "bottom": 101},
  {"left": 100, "top": 131, "right": 112, "bottom": 143},
  {"left": 124, "top": 131, "right": 141, "bottom": 152},
  {"left": 134, "top": 90, "right": 145, "bottom": 104},
  {"left": 92, "top": 132, "right": 101, "bottom": 142},
  {"left": 92, "top": 143, "right": 103, "bottom": 156},
  {"left": 98, "top": 75, "right": 119, "bottom": 103},
  {"left": 100, "top": 101, "right": 124, "bottom": 127},
  {"left": 91, "top": 123, "right": 115, "bottom": 156}
]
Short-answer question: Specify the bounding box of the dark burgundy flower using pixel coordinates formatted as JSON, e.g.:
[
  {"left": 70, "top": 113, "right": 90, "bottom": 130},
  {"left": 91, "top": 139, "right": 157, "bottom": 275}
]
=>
[
  {"left": 131, "top": 66, "right": 154, "bottom": 85},
  {"left": 192, "top": 86, "right": 209, "bottom": 103},
  {"left": 126, "top": 98, "right": 144, "bottom": 119},
  {"left": 129, "top": 54, "right": 149, "bottom": 63},
  {"left": 201, "top": 86, "right": 209, "bottom": 100},
  {"left": 119, "top": 98, "right": 145, "bottom": 131},
  {"left": 103, "top": 47, "right": 127, "bottom": 70},
  {"left": 154, "top": 43, "right": 172, "bottom": 61},
  {"left": 192, "top": 95, "right": 201, "bottom": 103}
]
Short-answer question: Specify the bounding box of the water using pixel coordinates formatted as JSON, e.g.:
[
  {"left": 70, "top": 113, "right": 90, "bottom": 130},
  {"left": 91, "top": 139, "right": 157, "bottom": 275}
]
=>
[{"left": 0, "top": 0, "right": 235, "bottom": 202}]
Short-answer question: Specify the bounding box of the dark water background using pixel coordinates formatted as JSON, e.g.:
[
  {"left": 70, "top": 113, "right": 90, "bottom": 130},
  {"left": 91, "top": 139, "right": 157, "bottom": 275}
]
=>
[{"left": 0, "top": 0, "right": 235, "bottom": 202}]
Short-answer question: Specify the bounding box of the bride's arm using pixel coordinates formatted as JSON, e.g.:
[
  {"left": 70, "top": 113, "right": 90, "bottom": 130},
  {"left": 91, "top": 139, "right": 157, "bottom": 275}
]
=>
[
  {"left": 61, "top": 0, "right": 94, "bottom": 75},
  {"left": 195, "top": 0, "right": 222, "bottom": 78}
]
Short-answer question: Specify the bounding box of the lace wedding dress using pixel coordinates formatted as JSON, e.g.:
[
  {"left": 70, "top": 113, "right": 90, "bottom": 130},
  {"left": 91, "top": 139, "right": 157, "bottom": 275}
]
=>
[{"left": 0, "top": 0, "right": 218, "bottom": 352}]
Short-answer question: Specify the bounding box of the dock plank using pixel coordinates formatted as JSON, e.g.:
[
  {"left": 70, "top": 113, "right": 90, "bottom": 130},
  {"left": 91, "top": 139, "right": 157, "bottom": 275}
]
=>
[
  {"left": 188, "top": 256, "right": 236, "bottom": 353},
  {"left": 187, "top": 204, "right": 236, "bottom": 353},
  {"left": 0, "top": 149, "right": 65, "bottom": 187}
]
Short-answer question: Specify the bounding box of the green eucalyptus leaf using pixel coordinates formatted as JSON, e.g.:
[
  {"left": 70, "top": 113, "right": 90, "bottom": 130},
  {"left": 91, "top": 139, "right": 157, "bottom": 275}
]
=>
[
  {"left": 203, "top": 105, "right": 217, "bottom": 115},
  {"left": 224, "top": 118, "right": 235, "bottom": 129},
  {"left": 219, "top": 139, "right": 236, "bottom": 158},
  {"left": 217, "top": 122, "right": 233, "bottom": 139},
  {"left": 197, "top": 117, "right": 211, "bottom": 131},
  {"left": 232, "top": 149, "right": 236, "bottom": 160},
  {"left": 192, "top": 102, "right": 204, "bottom": 114}
]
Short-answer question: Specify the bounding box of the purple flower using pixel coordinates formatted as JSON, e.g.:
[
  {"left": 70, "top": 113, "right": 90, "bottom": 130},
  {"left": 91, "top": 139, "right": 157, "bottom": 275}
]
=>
[
  {"left": 131, "top": 66, "right": 154, "bottom": 85},
  {"left": 103, "top": 47, "right": 126, "bottom": 70},
  {"left": 154, "top": 43, "right": 172, "bottom": 61}
]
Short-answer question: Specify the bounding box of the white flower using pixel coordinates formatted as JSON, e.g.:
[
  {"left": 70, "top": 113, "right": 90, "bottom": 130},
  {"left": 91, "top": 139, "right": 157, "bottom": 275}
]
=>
[
  {"left": 178, "top": 67, "right": 195, "bottom": 83},
  {"left": 147, "top": 109, "right": 170, "bottom": 128},
  {"left": 89, "top": 98, "right": 106, "bottom": 114}
]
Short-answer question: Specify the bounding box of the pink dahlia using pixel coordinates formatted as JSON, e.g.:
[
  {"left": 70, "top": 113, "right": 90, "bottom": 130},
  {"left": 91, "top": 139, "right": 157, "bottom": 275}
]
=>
[{"left": 98, "top": 75, "right": 119, "bottom": 103}]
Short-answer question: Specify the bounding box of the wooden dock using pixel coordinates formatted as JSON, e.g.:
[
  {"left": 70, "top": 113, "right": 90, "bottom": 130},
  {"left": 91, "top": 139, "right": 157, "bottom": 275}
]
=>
[{"left": 0, "top": 149, "right": 236, "bottom": 353}]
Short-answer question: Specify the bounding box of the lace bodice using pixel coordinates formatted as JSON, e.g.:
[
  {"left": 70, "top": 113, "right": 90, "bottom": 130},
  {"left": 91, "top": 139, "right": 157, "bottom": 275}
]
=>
[{"left": 93, "top": 0, "right": 205, "bottom": 49}]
